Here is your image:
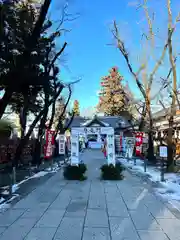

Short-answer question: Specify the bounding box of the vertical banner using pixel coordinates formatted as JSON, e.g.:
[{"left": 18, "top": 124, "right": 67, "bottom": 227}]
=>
[
  {"left": 44, "top": 130, "right": 55, "bottom": 159},
  {"left": 71, "top": 132, "right": 79, "bottom": 165},
  {"left": 135, "top": 132, "right": 143, "bottom": 156},
  {"left": 122, "top": 137, "right": 126, "bottom": 154},
  {"left": 59, "top": 134, "right": 65, "bottom": 155},
  {"left": 119, "top": 132, "right": 123, "bottom": 153},
  {"left": 125, "top": 137, "right": 135, "bottom": 158},
  {"left": 107, "top": 132, "right": 115, "bottom": 166}
]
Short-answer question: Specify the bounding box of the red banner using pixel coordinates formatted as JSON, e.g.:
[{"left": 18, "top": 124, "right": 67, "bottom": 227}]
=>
[
  {"left": 135, "top": 132, "right": 143, "bottom": 156},
  {"left": 44, "top": 130, "right": 55, "bottom": 159}
]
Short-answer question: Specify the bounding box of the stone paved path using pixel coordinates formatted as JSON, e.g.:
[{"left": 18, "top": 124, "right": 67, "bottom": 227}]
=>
[{"left": 0, "top": 149, "right": 180, "bottom": 239}]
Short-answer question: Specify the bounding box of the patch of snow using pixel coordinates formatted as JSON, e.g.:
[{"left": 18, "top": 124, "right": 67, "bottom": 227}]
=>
[
  {"left": 0, "top": 197, "right": 5, "bottom": 203},
  {"left": 0, "top": 194, "right": 19, "bottom": 213},
  {"left": 11, "top": 49, "right": 21, "bottom": 55},
  {"left": 0, "top": 164, "right": 61, "bottom": 202},
  {"left": 12, "top": 184, "right": 19, "bottom": 193},
  {"left": 31, "top": 51, "right": 37, "bottom": 56},
  {"left": 119, "top": 157, "right": 180, "bottom": 211},
  {"left": 29, "top": 171, "right": 49, "bottom": 179},
  {"left": 1, "top": 190, "right": 9, "bottom": 195}
]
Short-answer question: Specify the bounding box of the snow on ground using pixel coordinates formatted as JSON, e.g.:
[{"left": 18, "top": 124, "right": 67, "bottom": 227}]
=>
[
  {"left": 118, "top": 157, "right": 180, "bottom": 211},
  {"left": 0, "top": 194, "right": 19, "bottom": 212},
  {"left": 0, "top": 162, "right": 62, "bottom": 207}
]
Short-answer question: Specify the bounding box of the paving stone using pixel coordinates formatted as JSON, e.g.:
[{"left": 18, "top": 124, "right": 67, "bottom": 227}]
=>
[
  {"left": 0, "top": 217, "right": 38, "bottom": 240},
  {"left": 35, "top": 209, "right": 65, "bottom": 227},
  {"left": 38, "top": 193, "right": 58, "bottom": 203},
  {"left": 82, "top": 227, "right": 111, "bottom": 240},
  {"left": 109, "top": 217, "right": 140, "bottom": 240},
  {"left": 85, "top": 209, "right": 108, "bottom": 227},
  {"left": 145, "top": 203, "right": 176, "bottom": 219},
  {"left": 138, "top": 230, "right": 169, "bottom": 240},
  {"left": 3, "top": 150, "right": 180, "bottom": 240},
  {"left": 130, "top": 211, "right": 162, "bottom": 230},
  {"left": 65, "top": 200, "right": 87, "bottom": 217},
  {"left": 124, "top": 199, "right": 149, "bottom": 211},
  {"left": 21, "top": 208, "right": 47, "bottom": 220},
  {"left": 107, "top": 202, "right": 129, "bottom": 217},
  {"left": 0, "top": 209, "right": 26, "bottom": 227},
  {"left": 54, "top": 217, "right": 84, "bottom": 240},
  {"left": 49, "top": 195, "right": 71, "bottom": 209},
  {"left": 88, "top": 197, "right": 106, "bottom": 209},
  {"left": 25, "top": 227, "right": 57, "bottom": 240},
  {"left": 157, "top": 218, "right": 180, "bottom": 239},
  {"left": 0, "top": 227, "right": 6, "bottom": 235}
]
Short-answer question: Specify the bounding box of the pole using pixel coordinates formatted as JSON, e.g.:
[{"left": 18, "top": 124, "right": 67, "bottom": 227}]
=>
[
  {"left": 9, "top": 173, "right": 12, "bottom": 197},
  {"left": 12, "top": 166, "right": 16, "bottom": 185},
  {"left": 160, "top": 157, "right": 165, "bottom": 182},
  {"left": 144, "top": 157, "right": 147, "bottom": 172}
]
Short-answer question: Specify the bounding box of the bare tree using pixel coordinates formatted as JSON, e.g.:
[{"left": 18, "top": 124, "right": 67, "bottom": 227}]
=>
[{"left": 110, "top": 0, "right": 179, "bottom": 162}]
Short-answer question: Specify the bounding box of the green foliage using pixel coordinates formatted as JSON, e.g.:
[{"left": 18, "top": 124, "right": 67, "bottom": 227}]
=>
[
  {"left": 0, "top": 119, "right": 14, "bottom": 137},
  {"left": 73, "top": 100, "right": 80, "bottom": 116},
  {"left": 63, "top": 163, "right": 87, "bottom": 181},
  {"left": 100, "top": 162, "right": 124, "bottom": 180},
  {"left": 97, "top": 67, "right": 134, "bottom": 116},
  {"left": 0, "top": 119, "right": 14, "bottom": 131},
  {"left": 0, "top": 1, "right": 61, "bottom": 115}
]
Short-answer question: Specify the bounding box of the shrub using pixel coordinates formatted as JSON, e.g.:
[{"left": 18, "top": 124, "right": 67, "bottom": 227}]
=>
[
  {"left": 100, "top": 162, "right": 124, "bottom": 180},
  {"left": 63, "top": 163, "right": 87, "bottom": 181}
]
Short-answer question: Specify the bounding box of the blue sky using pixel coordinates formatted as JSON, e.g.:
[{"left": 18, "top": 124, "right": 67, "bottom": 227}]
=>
[{"left": 49, "top": 0, "right": 180, "bottom": 114}]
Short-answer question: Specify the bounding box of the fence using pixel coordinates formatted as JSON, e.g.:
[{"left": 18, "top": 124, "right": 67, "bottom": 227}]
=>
[{"left": 0, "top": 139, "right": 34, "bottom": 166}]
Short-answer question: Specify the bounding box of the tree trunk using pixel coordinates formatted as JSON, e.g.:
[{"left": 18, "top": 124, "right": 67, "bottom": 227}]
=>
[
  {"left": 32, "top": 87, "right": 49, "bottom": 165},
  {"left": 146, "top": 91, "right": 156, "bottom": 163},
  {"left": 167, "top": 116, "right": 174, "bottom": 171},
  {"left": 48, "top": 99, "right": 56, "bottom": 130},
  {"left": 147, "top": 117, "right": 156, "bottom": 163},
  {"left": 13, "top": 86, "right": 63, "bottom": 166}
]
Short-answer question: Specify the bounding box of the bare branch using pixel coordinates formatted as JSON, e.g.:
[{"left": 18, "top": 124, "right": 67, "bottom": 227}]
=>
[
  {"left": 142, "top": 0, "right": 154, "bottom": 49},
  {"left": 112, "top": 20, "right": 146, "bottom": 98},
  {"left": 48, "top": 42, "right": 67, "bottom": 74}
]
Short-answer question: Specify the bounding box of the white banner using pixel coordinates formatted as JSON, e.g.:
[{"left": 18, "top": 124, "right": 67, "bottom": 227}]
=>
[
  {"left": 125, "top": 137, "right": 135, "bottom": 158},
  {"left": 107, "top": 133, "right": 115, "bottom": 165},
  {"left": 71, "top": 133, "right": 79, "bottom": 165},
  {"left": 59, "top": 134, "right": 65, "bottom": 155}
]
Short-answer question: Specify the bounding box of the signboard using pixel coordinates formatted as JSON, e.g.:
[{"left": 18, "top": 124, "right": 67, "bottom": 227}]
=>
[
  {"left": 143, "top": 137, "right": 148, "bottom": 144},
  {"left": 159, "top": 146, "right": 167, "bottom": 158},
  {"left": 44, "top": 130, "right": 55, "bottom": 159},
  {"left": 71, "top": 133, "right": 79, "bottom": 165},
  {"left": 135, "top": 132, "right": 143, "bottom": 156},
  {"left": 59, "top": 135, "right": 65, "bottom": 155},
  {"left": 125, "top": 137, "right": 135, "bottom": 158}
]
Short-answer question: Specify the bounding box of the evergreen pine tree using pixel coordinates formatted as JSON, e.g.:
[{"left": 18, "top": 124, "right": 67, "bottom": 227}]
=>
[
  {"left": 73, "top": 100, "right": 80, "bottom": 116},
  {"left": 97, "top": 67, "right": 132, "bottom": 116}
]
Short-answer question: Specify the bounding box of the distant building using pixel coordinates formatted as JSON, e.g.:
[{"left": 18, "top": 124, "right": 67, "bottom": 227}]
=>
[
  {"left": 153, "top": 108, "right": 180, "bottom": 139},
  {"left": 66, "top": 113, "right": 133, "bottom": 135}
]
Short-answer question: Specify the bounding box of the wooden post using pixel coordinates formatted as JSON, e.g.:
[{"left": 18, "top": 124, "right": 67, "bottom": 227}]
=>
[
  {"left": 144, "top": 158, "right": 147, "bottom": 172},
  {"left": 29, "top": 162, "right": 32, "bottom": 176},
  {"left": 12, "top": 166, "right": 16, "bottom": 185},
  {"left": 160, "top": 157, "right": 165, "bottom": 182},
  {"left": 9, "top": 173, "right": 12, "bottom": 197}
]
